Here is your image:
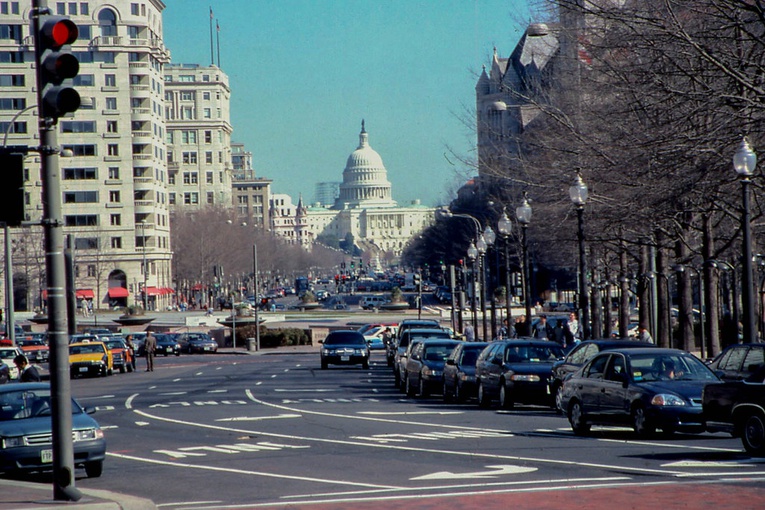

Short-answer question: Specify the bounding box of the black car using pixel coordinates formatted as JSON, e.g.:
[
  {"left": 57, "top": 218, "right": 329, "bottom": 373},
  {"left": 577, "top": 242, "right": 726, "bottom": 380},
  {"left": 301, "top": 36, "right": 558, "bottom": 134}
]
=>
[
  {"left": 703, "top": 365, "right": 765, "bottom": 455},
  {"left": 404, "top": 339, "right": 462, "bottom": 397},
  {"left": 560, "top": 348, "right": 720, "bottom": 436},
  {"left": 320, "top": 330, "right": 370, "bottom": 369},
  {"left": 154, "top": 334, "right": 182, "bottom": 356},
  {"left": 177, "top": 333, "right": 217, "bottom": 354},
  {"left": 387, "top": 319, "right": 442, "bottom": 366},
  {"left": 475, "top": 339, "right": 565, "bottom": 409},
  {"left": 393, "top": 328, "right": 451, "bottom": 388},
  {"left": 443, "top": 342, "right": 489, "bottom": 402},
  {"left": 707, "top": 343, "right": 765, "bottom": 381},
  {"left": 551, "top": 339, "right": 655, "bottom": 411}
]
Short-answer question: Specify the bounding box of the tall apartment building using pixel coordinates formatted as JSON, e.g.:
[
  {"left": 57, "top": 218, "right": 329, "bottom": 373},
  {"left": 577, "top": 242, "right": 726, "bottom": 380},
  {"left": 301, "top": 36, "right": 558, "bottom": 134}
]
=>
[
  {"left": 0, "top": 0, "right": 174, "bottom": 311},
  {"left": 164, "top": 63, "right": 233, "bottom": 210}
]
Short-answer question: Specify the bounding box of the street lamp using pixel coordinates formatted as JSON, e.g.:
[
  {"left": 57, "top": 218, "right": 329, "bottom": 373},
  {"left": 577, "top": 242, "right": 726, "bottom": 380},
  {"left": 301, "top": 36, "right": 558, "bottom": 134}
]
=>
[
  {"left": 497, "top": 209, "right": 514, "bottom": 328},
  {"left": 516, "top": 193, "right": 532, "bottom": 332},
  {"left": 467, "top": 241, "right": 479, "bottom": 336},
  {"left": 570, "top": 171, "right": 589, "bottom": 340},
  {"left": 140, "top": 219, "right": 147, "bottom": 311},
  {"left": 734, "top": 137, "right": 757, "bottom": 343},
  {"left": 483, "top": 226, "right": 496, "bottom": 339},
  {"left": 476, "top": 230, "right": 493, "bottom": 340}
]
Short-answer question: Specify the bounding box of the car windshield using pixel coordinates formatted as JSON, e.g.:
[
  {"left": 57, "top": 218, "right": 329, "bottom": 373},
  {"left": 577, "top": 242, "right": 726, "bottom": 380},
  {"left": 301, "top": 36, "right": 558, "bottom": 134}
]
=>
[
  {"left": 460, "top": 349, "right": 481, "bottom": 366},
  {"left": 324, "top": 333, "right": 365, "bottom": 346},
  {"left": 629, "top": 353, "right": 718, "bottom": 382},
  {"left": 505, "top": 344, "right": 564, "bottom": 363},
  {"left": 70, "top": 344, "right": 104, "bottom": 355},
  {"left": 103, "top": 340, "right": 125, "bottom": 349},
  {"left": 424, "top": 344, "right": 457, "bottom": 362},
  {"left": 0, "top": 388, "right": 82, "bottom": 420},
  {"left": 19, "top": 340, "right": 46, "bottom": 347}
]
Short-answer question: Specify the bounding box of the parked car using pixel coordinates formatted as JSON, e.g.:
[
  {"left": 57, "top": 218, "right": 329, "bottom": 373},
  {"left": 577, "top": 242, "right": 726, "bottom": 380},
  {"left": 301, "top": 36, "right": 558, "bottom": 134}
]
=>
[
  {"left": 0, "top": 346, "right": 24, "bottom": 380},
  {"left": 101, "top": 338, "right": 134, "bottom": 373},
  {"left": 320, "top": 330, "right": 370, "bottom": 369},
  {"left": 443, "top": 342, "right": 489, "bottom": 402},
  {"left": 359, "top": 295, "right": 390, "bottom": 310},
  {"left": 707, "top": 343, "right": 765, "bottom": 381},
  {"left": 17, "top": 338, "right": 50, "bottom": 364},
  {"left": 551, "top": 339, "right": 655, "bottom": 412},
  {"left": 560, "top": 348, "right": 720, "bottom": 436},
  {"left": 69, "top": 341, "right": 113, "bottom": 378},
  {"left": 0, "top": 382, "right": 106, "bottom": 477},
  {"left": 703, "top": 365, "right": 765, "bottom": 455},
  {"left": 475, "top": 339, "right": 565, "bottom": 409},
  {"left": 178, "top": 333, "right": 216, "bottom": 354},
  {"left": 362, "top": 325, "right": 398, "bottom": 351},
  {"left": 387, "top": 319, "right": 442, "bottom": 366},
  {"left": 393, "top": 328, "right": 451, "bottom": 388},
  {"left": 404, "top": 339, "right": 461, "bottom": 397},
  {"left": 68, "top": 334, "right": 99, "bottom": 344},
  {"left": 154, "top": 334, "right": 182, "bottom": 356}
]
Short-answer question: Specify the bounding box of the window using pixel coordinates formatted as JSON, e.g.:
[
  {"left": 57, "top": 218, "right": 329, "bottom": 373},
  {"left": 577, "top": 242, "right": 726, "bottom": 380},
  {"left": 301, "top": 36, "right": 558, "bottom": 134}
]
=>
[
  {"left": 203, "top": 108, "right": 211, "bottom": 119},
  {"left": 105, "top": 97, "right": 117, "bottom": 110},
  {"left": 73, "top": 74, "right": 94, "bottom": 86},
  {"left": 204, "top": 131, "right": 212, "bottom": 143},
  {"left": 98, "top": 8, "right": 117, "bottom": 37},
  {"left": 206, "top": 172, "right": 213, "bottom": 184},
  {"left": 61, "top": 121, "right": 96, "bottom": 133},
  {"left": 75, "top": 238, "right": 99, "bottom": 250},
  {"left": 169, "top": 193, "right": 176, "bottom": 205},
  {"left": 104, "top": 74, "right": 116, "bottom": 87},
  {"left": 181, "top": 130, "right": 197, "bottom": 144},
  {"left": 63, "top": 167, "right": 97, "bottom": 180},
  {"left": 0, "top": 121, "right": 26, "bottom": 134},
  {"left": 64, "top": 191, "right": 98, "bottom": 203},
  {"left": 182, "top": 152, "right": 197, "bottom": 164},
  {"left": 0, "top": 98, "right": 25, "bottom": 110},
  {"left": 0, "top": 51, "right": 23, "bottom": 63},
  {"left": 0, "top": 74, "right": 23, "bottom": 86},
  {"left": 203, "top": 92, "right": 210, "bottom": 100},
  {"left": 111, "top": 237, "right": 122, "bottom": 249},
  {"left": 109, "top": 190, "right": 120, "bottom": 203},
  {"left": 108, "top": 167, "right": 119, "bottom": 179},
  {"left": 110, "top": 214, "right": 121, "bottom": 226},
  {"left": 182, "top": 172, "right": 198, "bottom": 184},
  {"left": 207, "top": 192, "right": 214, "bottom": 204},
  {"left": 130, "top": 3, "right": 139, "bottom": 15},
  {"left": 107, "top": 121, "right": 118, "bottom": 133},
  {"left": 128, "top": 26, "right": 140, "bottom": 39},
  {"left": 205, "top": 152, "right": 213, "bottom": 164},
  {"left": 181, "top": 92, "right": 194, "bottom": 101},
  {"left": 181, "top": 107, "right": 194, "bottom": 119},
  {"left": 184, "top": 192, "right": 198, "bottom": 204},
  {"left": 87, "top": 264, "right": 96, "bottom": 276},
  {"left": 168, "top": 174, "right": 176, "bottom": 185},
  {"left": 62, "top": 145, "right": 96, "bottom": 156},
  {"left": 107, "top": 144, "right": 119, "bottom": 156},
  {"left": 65, "top": 215, "right": 98, "bottom": 226}
]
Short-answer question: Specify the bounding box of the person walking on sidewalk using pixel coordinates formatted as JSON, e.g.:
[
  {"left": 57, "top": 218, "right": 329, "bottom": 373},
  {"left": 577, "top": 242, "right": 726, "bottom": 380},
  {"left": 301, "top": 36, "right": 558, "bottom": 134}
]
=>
[{"left": 144, "top": 332, "right": 157, "bottom": 372}]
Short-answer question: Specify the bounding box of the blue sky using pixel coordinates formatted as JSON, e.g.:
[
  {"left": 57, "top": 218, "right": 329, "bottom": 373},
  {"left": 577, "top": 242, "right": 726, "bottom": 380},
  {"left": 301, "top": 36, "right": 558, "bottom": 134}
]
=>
[{"left": 162, "top": 0, "right": 540, "bottom": 207}]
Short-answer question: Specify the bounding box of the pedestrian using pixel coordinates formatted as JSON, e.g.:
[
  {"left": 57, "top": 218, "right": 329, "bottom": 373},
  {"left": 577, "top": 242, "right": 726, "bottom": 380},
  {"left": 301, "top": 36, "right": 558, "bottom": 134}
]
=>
[
  {"left": 144, "top": 331, "right": 157, "bottom": 372},
  {"left": 14, "top": 354, "right": 41, "bottom": 382},
  {"left": 124, "top": 334, "right": 137, "bottom": 371},
  {"left": 498, "top": 318, "right": 510, "bottom": 339},
  {"left": 565, "top": 312, "right": 582, "bottom": 347},
  {"left": 552, "top": 320, "right": 566, "bottom": 345},
  {"left": 532, "top": 314, "right": 554, "bottom": 340},
  {"left": 514, "top": 314, "right": 529, "bottom": 337},
  {"left": 637, "top": 324, "right": 654, "bottom": 344},
  {"left": 381, "top": 327, "right": 393, "bottom": 348},
  {"left": 463, "top": 323, "right": 475, "bottom": 342}
]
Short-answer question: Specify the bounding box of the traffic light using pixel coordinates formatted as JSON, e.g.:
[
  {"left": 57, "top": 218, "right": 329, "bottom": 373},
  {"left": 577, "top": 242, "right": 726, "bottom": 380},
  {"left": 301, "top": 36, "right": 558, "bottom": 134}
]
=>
[
  {"left": 0, "top": 150, "right": 26, "bottom": 227},
  {"left": 350, "top": 261, "right": 355, "bottom": 269},
  {"left": 37, "top": 15, "right": 80, "bottom": 120}
]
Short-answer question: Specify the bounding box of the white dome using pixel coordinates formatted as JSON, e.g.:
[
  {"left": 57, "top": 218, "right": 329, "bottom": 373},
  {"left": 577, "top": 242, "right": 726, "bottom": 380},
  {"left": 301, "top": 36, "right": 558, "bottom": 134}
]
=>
[{"left": 335, "top": 121, "right": 396, "bottom": 209}]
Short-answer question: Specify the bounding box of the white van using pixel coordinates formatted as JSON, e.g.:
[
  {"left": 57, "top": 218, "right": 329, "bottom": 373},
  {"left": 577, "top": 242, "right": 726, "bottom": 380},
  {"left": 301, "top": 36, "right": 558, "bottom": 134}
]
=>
[{"left": 360, "top": 295, "right": 390, "bottom": 310}]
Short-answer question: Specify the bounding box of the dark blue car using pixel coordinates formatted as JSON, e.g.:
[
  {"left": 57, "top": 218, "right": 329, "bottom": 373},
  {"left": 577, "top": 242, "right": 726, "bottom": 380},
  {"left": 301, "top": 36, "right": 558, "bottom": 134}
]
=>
[
  {"left": 443, "top": 342, "right": 489, "bottom": 402},
  {"left": 0, "top": 383, "right": 106, "bottom": 477}
]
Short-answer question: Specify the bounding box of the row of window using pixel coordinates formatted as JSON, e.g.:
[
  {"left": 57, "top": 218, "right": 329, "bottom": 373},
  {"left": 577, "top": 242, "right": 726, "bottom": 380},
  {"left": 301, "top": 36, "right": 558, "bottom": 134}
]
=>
[
  {"left": 167, "top": 129, "right": 224, "bottom": 145},
  {"left": 167, "top": 151, "right": 224, "bottom": 165},
  {"left": 166, "top": 91, "right": 222, "bottom": 102}
]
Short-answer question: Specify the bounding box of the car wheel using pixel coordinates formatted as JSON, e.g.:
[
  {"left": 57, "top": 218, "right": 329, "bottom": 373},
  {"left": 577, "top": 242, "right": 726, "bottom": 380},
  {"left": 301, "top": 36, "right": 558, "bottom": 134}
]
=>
[
  {"left": 164, "top": 353, "right": 169, "bottom": 357},
  {"left": 420, "top": 378, "right": 429, "bottom": 398},
  {"left": 568, "top": 400, "right": 591, "bottom": 435},
  {"left": 499, "top": 382, "right": 514, "bottom": 410},
  {"left": 362, "top": 360, "right": 369, "bottom": 370},
  {"left": 477, "top": 382, "right": 491, "bottom": 408},
  {"left": 406, "top": 376, "right": 416, "bottom": 397},
  {"left": 443, "top": 381, "right": 452, "bottom": 402},
  {"left": 127, "top": 364, "right": 133, "bottom": 373},
  {"left": 119, "top": 366, "right": 125, "bottom": 374},
  {"left": 387, "top": 356, "right": 393, "bottom": 367},
  {"left": 107, "top": 367, "right": 113, "bottom": 376},
  {"left": 175, "top": 351, "right": 181, "bottom": 357},
  {"left": 553, "top": 382, "right": 564, "bottom": 414},
  {"left": 321, "top": 360, "right": 328, "bottom": 370},
  {"left": 741, "top": 410, "right": 765, "bottom": 455},
  {"left": 455, "top": 382, "right": 465, "bottom": 403},
  {"left": 85, "top": 460, "right": 103, "bottom": 478},
  {"left": 632, "top": 405, "right": 655, "bottom": 437}
]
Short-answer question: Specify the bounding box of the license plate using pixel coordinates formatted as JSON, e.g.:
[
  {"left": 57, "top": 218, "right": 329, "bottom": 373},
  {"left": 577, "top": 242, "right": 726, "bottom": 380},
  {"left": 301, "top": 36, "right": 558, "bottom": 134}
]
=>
[
  {"left": 204, "top": 347, "right": 212, "bottom": 351},
  {"left": 41, "top": 449, "right": 53, "bottom": 463},
  {"left": 79, "top": 367, "right": 88, "bottom": 372},
  {"left": 341, "top": 355, "right": 349, "bottom": 361}
]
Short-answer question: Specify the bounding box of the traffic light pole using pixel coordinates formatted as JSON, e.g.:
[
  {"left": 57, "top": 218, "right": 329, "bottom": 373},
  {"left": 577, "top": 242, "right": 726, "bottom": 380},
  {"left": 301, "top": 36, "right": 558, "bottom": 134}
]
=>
[{"left": 32, "top": 0, "right": 81, "bottom": 501}]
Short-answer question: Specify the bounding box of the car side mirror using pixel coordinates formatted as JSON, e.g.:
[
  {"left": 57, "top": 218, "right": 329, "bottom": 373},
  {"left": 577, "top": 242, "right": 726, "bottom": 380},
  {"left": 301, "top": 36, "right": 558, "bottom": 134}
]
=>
[
  {"left": 491, "top": 357, "right": 502, "bottom": 366},
  {"left": 85, "top": 406, "right": 97, "bottom": 415},
  {"left": 446, "top": 359, "right": 455, "bottom": 366},
  {"left": 318, "top": 340, "right": 324, "bottom": 344}
]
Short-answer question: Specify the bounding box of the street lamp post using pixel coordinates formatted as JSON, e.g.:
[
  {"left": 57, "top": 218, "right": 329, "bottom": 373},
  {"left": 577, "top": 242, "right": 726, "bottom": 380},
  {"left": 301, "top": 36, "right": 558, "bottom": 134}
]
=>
[
  {"left": 516, "top": 194, "right": 532, "bottom": 331},
  {"left": 467, "top": 242, "right": 479, "bottom": 337},
  {"left": 140, "top": 220, "right": 147, "bottom": 311},
  {"left": 570, "top": 172, "right": 590, "bottom": 340},
  {"left": 497, "top": 209, "right": 514, "bottom": 329},
  {"left": 734, "top": 137, "right": 757, "bottom": 343}
]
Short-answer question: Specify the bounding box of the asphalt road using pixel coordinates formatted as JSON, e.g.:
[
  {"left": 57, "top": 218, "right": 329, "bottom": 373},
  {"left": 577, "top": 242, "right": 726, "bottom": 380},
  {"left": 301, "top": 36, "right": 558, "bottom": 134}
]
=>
[{"left": 25, "top": 350, "right": 765, "bottom": 509}]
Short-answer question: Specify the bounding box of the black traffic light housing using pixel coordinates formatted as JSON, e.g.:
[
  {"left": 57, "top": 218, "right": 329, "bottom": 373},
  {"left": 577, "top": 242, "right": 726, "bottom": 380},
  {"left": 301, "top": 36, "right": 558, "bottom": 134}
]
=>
[
  {"left": 37, "top": 15, "right": 80, "bottom": 120},
  {"left": 0, "top": 149, "right": 26, "bottom": 226}
]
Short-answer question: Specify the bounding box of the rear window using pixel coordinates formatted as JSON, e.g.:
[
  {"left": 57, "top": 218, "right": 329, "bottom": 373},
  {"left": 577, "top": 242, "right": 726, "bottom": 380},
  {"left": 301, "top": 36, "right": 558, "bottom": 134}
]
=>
[{"left": 324, "top": 332, "right": 366, "bottom": 346}]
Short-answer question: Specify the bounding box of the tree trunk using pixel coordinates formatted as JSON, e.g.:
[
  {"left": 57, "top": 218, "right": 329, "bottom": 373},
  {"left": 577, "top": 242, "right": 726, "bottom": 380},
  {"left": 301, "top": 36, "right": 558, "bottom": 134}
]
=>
[
  {"left": 676, "top": 238, "right": 695, "bottom": 352},
  {"left": 703, "top": 214, "right": 721, "bottom": 356},
  {"left": 638, "top": 240, "right": 652, "bottom": 336},
  {"left": 590, "top": 248, "right": 603, "bottom": 339},
  {"left": 657, "top": 233, "right": 671, "bottom": 348},
  {"left": 620, "top": 240, "right": 630, "bottom": 340}
]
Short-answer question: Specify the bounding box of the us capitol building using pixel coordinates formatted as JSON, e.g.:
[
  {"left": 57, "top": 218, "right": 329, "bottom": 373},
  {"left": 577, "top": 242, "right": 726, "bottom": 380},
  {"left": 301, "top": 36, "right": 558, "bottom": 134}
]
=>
[{"left": 270, "top": 121, "right": 436, "bottom": 258}]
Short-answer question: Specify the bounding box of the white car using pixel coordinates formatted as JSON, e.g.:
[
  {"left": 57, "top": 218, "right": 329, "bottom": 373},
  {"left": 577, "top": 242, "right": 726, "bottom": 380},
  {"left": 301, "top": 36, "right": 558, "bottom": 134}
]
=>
[{"left": 0, "top": 346, "right": 24, "bottom": 380}]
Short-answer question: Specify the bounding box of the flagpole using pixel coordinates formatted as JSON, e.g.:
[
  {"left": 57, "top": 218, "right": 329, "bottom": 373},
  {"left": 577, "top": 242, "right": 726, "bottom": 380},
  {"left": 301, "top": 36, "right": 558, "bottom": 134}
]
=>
[
  {"left": 216, "top": 20, "right": 221, "bottom": 68},
  {"left": 209, "top": 6, "right": 214, "bottom": 65}
]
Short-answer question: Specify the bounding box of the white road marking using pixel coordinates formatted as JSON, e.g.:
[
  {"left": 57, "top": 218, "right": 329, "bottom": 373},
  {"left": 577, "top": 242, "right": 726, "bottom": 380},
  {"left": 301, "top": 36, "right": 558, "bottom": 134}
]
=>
[
  {"left": 663, "top": 460, "right": 758, "bottom": 468},
  {"left": 273, "top": 388, "right": 333, "bottom": 392},
  {"left": 411, "top": 464, "right": 537, "bottom": 480},
  {"left": 95, "top": 405, "right": 115, "bottom": 411},
  {"left": 216, "top": 366, "right": 223, "bottom": 370},
  {"left": 195, "top": 372, "right": 203, "bottom": 376},
  {"left": 156, "top": 502, "right": 221, "bottom": 507},
  {"left": 358, "top": 411, "right": 463, "bottom": 416},
  {"left": 207, "top": 389, "right": 227, "bottom": 393},
  {"left": 159, "top": 392, "right": 187, "bottom": 396},
  {"left": 101, "top": 425, "right": 119, "bottom": 429},
  {"left": 598, "top": 438, "right": 742, "bottom": 452},
  {"left": 216, "top": 414, "right": 301, "bottom": 422},
  {"left": 84, "top": 394, "right": 116, "bottom": 400},
  {"left": 135, "top": 421, "right": 150, "bottom": 426}
]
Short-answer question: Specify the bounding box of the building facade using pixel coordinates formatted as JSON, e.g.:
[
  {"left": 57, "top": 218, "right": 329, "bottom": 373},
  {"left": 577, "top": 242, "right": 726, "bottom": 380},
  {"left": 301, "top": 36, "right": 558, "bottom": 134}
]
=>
[{"left": 0, "top": 0, "right": 175, "bottom": 311}]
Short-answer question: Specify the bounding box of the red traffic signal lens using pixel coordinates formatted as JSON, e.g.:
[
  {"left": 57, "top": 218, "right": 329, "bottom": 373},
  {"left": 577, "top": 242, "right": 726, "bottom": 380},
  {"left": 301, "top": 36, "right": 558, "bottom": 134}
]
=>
[{"left": 47, "top": 18, "right": 79, "bottom": 46}]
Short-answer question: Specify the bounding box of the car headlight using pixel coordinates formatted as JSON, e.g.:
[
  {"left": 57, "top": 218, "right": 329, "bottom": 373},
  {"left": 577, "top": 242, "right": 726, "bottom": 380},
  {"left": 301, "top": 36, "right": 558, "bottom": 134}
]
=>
[
  {"left": 459, "top": 373, "right": 475, "bottom": 382},
  {"left": 1, "top": 436, "right": 24, "bottom": 448},
  {"left": 651, "top": 394, "right": 686, "bottom": 406},
  {"left": 422, "top": 367, "right": 441, "bottom": 377},
  {"left": 321, "top": 348, "right": 331, "bottom": 355},
  {"left": 74, "top": 428, "right": 104, "bottom": 441},
  {"left": 510, "top": 374, "right": 540, "bottom": 382}
]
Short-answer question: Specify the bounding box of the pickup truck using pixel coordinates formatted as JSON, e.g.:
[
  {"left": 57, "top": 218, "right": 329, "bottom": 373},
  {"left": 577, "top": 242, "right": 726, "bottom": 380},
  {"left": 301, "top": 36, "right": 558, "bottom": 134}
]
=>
[{"left": 703, "top": 365, "right": 765, "bottom": 455}]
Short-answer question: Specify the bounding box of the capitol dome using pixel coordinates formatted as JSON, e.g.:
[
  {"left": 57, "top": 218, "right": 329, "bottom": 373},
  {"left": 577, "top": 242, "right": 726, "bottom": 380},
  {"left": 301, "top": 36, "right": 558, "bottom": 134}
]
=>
[{"left": 335, "top": 120, "right": 396, "bottom": 209}]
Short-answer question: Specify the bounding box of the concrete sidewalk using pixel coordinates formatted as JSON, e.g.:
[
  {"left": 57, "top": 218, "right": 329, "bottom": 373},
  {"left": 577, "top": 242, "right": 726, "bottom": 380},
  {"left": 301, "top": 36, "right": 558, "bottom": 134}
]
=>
[{"left": 0, "top": 478, "right": 155, "bottom": 509}]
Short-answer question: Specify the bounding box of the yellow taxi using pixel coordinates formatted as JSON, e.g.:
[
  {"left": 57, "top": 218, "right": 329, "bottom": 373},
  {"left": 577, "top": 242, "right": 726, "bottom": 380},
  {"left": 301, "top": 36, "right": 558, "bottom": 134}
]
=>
[{"left": 69, "top": 341, "right": 113, "bottom": 378}]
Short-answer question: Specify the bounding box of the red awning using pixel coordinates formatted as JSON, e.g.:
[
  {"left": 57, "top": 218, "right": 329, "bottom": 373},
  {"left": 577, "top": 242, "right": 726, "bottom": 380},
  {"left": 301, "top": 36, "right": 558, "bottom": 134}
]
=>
[
  {"left": 107, "top": 287, "right": 129, "bottom": 298},
  {"left": 162, "top": 287, "right": 175, "bottom": 294},
  {"left": 41, "top": 290, "right": 47, "bottom": 300},
  {"left": 191, "top": 283, "right": 205, "bottom": 291},
  {"left": 145, "top": 286, "right": 162, "bottom": 296},
  {"left": 76, "top": 289, "right": 95, "bottom": 299}
]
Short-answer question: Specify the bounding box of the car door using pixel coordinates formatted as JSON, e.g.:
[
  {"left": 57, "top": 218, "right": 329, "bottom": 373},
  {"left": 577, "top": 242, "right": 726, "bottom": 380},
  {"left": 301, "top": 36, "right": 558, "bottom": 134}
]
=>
[
  {"left": 718, "top": 346, "right": 748, "bottom": 381},
  {"left": 476, "top": 343, "right": 500, "bottom": 390},
  {"left": 599, "top": 353, "right": 630, "bottom": 421},
  {"left": 483, "top": 344, "right": 505, "bottom": 394},
  {"left": 579, "top": 354, "right": 610, "bottom": 416},
  {"left": 742, "top": 346, "right": 765, "bottom": 379},
  {"left": 406, "top": 342, "right": 425, "bottom": 389}
]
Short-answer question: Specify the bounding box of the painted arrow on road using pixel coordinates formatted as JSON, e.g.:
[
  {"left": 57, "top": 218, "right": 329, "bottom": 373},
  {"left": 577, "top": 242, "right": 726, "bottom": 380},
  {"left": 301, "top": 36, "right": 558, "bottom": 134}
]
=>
[{"left": 411, "top": 464, "right": 537, "bottom": 480}]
